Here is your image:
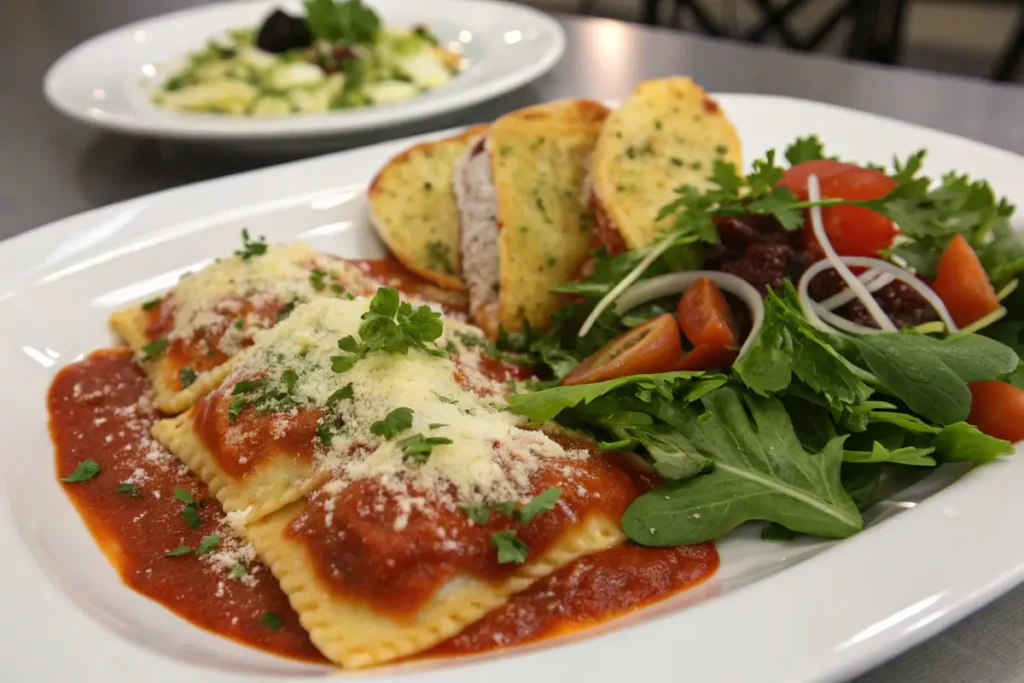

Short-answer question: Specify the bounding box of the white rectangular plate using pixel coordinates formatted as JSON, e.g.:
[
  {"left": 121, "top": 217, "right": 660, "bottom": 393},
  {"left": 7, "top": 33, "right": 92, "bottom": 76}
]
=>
[{"left": 4, "top": 94, "right": 1024, "bottom": 683}]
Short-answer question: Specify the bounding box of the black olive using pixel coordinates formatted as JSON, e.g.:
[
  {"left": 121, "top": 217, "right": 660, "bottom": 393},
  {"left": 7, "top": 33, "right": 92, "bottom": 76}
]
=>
[{"left": 255, "top": 10, "right": 313, "bottom": 53}]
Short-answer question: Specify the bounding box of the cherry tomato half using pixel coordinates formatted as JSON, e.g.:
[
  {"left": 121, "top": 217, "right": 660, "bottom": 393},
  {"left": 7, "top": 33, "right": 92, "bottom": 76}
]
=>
[
  {"left": 677, "top": 277, "right": 738, "bottom": 348},
  {"left": 778, "top": 159, "right": 857, "bottom": 199},
  {"left": 968, "top": 381, "right": 1024, "bottom": 443},
  {"left": 931, "top": 233, "right": 1001, "bottom": 328},
  {"left": 562, "top": 314, "right": 681, "bottom": 386},
  {"left": 672, "top": 344, "right": 738, "bottom": 371}
]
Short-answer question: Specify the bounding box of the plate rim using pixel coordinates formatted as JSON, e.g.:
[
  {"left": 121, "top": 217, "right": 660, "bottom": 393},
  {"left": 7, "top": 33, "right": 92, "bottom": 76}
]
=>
[
  {"left": 6, "top": 93, "right": 1024, "bottom": 683},
  {"left": 41, "top": 0, "right": 567, "bottom": 141}
]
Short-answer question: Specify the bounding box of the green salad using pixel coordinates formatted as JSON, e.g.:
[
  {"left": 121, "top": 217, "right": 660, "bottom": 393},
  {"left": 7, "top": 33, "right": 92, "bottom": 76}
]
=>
[
  {"left": 153, "top": 0, "right": 459, "bottom": 116},
  {"left": 493, "top": 135, "right": 1024, "bottom": 547}
]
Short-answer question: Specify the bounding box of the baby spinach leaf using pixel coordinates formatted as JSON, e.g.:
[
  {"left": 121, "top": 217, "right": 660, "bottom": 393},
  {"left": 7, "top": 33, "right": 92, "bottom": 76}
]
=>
[
  {"left": 622, "top": 387, "right": 862, "bottom": 546},
  {"left": 851, "top": 335, "right": 971, "bottom": 425}
]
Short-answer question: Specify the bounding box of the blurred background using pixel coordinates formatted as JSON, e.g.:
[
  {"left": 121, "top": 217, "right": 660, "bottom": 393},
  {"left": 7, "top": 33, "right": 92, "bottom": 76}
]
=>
[{"left": 519, "top": 0, "right": 1023, "bottom": 82}]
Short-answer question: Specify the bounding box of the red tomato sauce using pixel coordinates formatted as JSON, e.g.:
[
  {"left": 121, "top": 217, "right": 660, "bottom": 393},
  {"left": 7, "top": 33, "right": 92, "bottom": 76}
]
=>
[
  {"left": 431, "top": 541, "right": 718, "bottom": 655},
  {"left": 48, "top": 349, "right": 324, "bottom": 663}
]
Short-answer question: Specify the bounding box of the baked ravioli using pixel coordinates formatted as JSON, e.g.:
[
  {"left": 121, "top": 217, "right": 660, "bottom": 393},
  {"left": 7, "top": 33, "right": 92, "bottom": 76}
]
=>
[
  {"left": 153, "top": 291, "right": 642, "bottom": 667},
  {"left": 110, "top": 234, "right": 375, "bottom": 414}
]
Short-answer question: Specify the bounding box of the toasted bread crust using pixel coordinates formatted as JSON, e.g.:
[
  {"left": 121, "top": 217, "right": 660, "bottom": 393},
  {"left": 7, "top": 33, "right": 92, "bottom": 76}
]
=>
[
  {"left": 486, "top": 99, "right": 610, "bottom": 333},
  {"left": 590, "top": 78, "right": 742, "bottom": 249},
  {"left": 368, "top": 124, "right": 488, "bottom": 291}
]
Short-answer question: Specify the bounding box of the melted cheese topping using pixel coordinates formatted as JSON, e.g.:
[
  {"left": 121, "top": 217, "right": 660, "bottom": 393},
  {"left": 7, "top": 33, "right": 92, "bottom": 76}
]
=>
[
  {"left": 225, "top": 297, "right": 586, "bottom": 530},
  {"left": 168, "top": 243, "right": 368, "bottom": 342}
]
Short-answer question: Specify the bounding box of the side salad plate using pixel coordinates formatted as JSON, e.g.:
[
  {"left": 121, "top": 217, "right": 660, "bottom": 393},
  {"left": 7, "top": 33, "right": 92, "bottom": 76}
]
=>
[
  {"left": 42, "top": 0, "right": 565, "bottom": 143},
  {"left": 5, "top": 90, "right": 1024, "bottom": 683}
]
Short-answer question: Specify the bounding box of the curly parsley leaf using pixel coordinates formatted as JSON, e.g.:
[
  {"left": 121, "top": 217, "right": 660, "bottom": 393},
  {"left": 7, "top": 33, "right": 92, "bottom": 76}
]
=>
[
  {"left": 228, "top": 396, "right": 245, "bottom": 422},
  {"left": 116, "top": 482, "right": 143, "bottom": 498},
  {"left": 231, "top": 563, "right": 248, "bottom": 579},
  {"left": 309, "top": 268, "right": 328, "bottom": 291},
  {"left": 325, "top": 384, "right": 354, "bottom": 407},
  {"left": 358, "top": 287, "right": 445, "bottom": 356},
  {"left": 232, "top": 379, "right": 268, "bottom": 395},
  {"left": 371, "top": 407, "right": 413, "bottom": 439},
  {"left": 179, "top": 367, "right": 197, "bottom": 388},
  {"left": 195, "top": 534, "right": 221, "bottom": 555},
  {"left": 784, "top": 135, "right": 830, "bottom": 165},
  {"left": 62, "top": 459, "right": 101, "bottom": 483},
  {"left": 181, "top": 506, "right": 202, "bottom": 529},
  {"left": 489, "top": 530, "right": 529, "bottom": 564}
]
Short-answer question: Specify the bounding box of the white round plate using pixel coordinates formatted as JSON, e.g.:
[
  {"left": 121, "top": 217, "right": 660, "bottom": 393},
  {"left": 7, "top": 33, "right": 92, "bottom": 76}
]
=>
[
  {"left": 5, "top": 95, "right": 1024, "bottom": 683},
  {"left": 43, "top": 0, "right": 564, "bottom": 142}
]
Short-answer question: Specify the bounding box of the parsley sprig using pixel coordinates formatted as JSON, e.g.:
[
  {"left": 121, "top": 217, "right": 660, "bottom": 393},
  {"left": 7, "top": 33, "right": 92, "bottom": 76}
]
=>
[
  {"left": 235, "top": 228, "right": 267, "bottom": 260},
  {"left": 459, "top": 488, "right": 563, "bottom": 564},
  {"left": 398, "top": 433, "right": 453, "bottom": 463}
]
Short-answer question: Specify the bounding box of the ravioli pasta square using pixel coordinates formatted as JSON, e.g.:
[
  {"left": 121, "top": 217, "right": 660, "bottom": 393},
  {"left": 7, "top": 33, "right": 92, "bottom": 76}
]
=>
[
  {"left": 110, "top": 240, "right": 375, "bottom": 414},
  {"left": 245, "top": 495, "right": 625, "bottom": 668}
]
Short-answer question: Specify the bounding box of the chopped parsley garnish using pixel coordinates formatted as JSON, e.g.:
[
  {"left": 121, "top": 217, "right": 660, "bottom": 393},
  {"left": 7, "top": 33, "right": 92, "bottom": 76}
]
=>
[
  {"left": 489, "top": 530, "right": 528, "bottom": 564},
  {"left": 195, "top": 534, "right": 221, "bottom": 555},
  {"left": 309, "top": 268, "right": 328, "bottom": 291},
  {"left": 232, "top": 379, "right": 268, "bottom": 395},
  {"left": 165, "top": 546, "right": 193, "bottom": 558},
  {"left": 460, "top": 504, "right": 492, "bottom": 525},
  {"left": 228, "top": 396, "right": 245, "bottom": 422},
  {"left": 330, "top": 283, "right": 351, "bottom": 298},
  {"left": 426, "top": 241, "right": 455, "bottom": 275},
  {"left": 174, "top": 486, "right": 196, "bottom": 505},
  {"left": 141, "top": 297, "right": 162, "bottom": 311},
  {"left": 181, "top": 506, "right": 202, "bottom": 529},
  {"left": 326, "top": 384, "right": 354, "bottom": 407},
  {"left": 515, "top": 487, "right": 562, "bottom": 523},
  {"left": 454, "top": 331, "right": 485, "bottom": 349},
  {"left": 116, "top": 482, "right": 142, "bottom": 498},
  {"left": 280, "top": 368, "right": 299, "bottom": 393},
  {"left": 428, "top": 423, "right": 447, "bottom": 429},
  {"left": 276, "top": 298, "right": 301, "bottom": 321},
  {"left": 315, "top": 420, "right": 335, "bottom": 446},
  {"left": 371, "top": 407, "right": 413, "bottom": 439},
  {"left": 140, "top": 338, "right": 169, "bottom": 362},
  {"left": 234, "top": 318, "right": 244, "bottom": 330},
  {"left": 358, "top": 287, "right": 445, "bottom": 357},
  {"left": 235, "top": 228, "right": 267, "bottom": 260},
  {"left": 398, "top": 433, "right": 453, "bottom": 463},
  {"left": 62, "top": 459, "right": 100, "bottom": 483},
  {"left": 331, "top": 335, "right": 367, "bottom": 373},
  {"left": 260, "top": 611, "right": 284, "bottom": 631},
  {"left": 179, "top": 367, "right": 197, "bottom": 388},
  {"left": 231, "top": 563, "right": 248, "bottom": 579},
  {"left": 433, "top": 393, "right": 457, "bottom": 404}
]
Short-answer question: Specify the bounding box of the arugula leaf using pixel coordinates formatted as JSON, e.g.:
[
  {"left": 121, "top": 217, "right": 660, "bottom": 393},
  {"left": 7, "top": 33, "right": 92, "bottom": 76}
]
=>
[
  {"left": 622, "top": 387, "right": 862, "bottom": 546},
  {"left": 606, "top": 419, "right": 712, "bottom": 480},
  {"left": 489, "top": 530, "right": 528, "bottom": 564},
  {"left": 140, "top": 338, "right": 169, "bottom": 362},
  {"left": 761, "top": 523, "right": 799, "bottom": 541},
  {"left": 195, "top": 534, "right": 221, "bottom": 555},
  {"left": 235, "top": 228, "right": 267, "bottom": 260},
  {"left": 398, "top": 433, "right": 453, "bottom": 463},
  {"left": 371, "top": 407, "right": 413, "bottom": 439},
  {"left": 304, "top": 0, "right": 381, "bottom": 44},
  {"left": 935, "top": 422, "right": 1013, "bottom": 462},
  {"left": 165, "top": 546, "right": 192, "bottom": 558},
  {"left": 735, "top": 284, "right": 872, "bottom": 408},
  {"left": 506, "top": 371, "right": 722, "bottom": 422},
  {"left": 515, "top": 487, "right": 562, "bottom": 524},
  {"left": 843, "top": 441, "right": 937, "bottom": 467},
  {"left": 260, "top": 611, "right": 283, "bottom": 631},
  {"left": 850, "top": 335, "right": 971, "bottom": 425},
  {"left": 62, "top": 459, "right": 101, "bottom": 483}
]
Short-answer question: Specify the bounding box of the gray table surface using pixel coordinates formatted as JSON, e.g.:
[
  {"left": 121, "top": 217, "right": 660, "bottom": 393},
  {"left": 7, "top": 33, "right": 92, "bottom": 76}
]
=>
[{"left": 4, "top": 0, "right": 1024, "bottom": 680}]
